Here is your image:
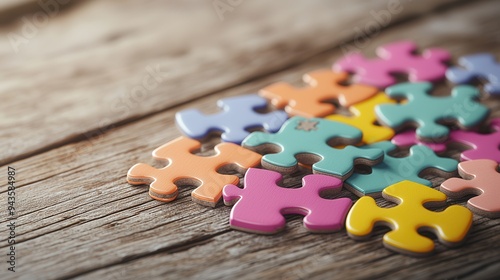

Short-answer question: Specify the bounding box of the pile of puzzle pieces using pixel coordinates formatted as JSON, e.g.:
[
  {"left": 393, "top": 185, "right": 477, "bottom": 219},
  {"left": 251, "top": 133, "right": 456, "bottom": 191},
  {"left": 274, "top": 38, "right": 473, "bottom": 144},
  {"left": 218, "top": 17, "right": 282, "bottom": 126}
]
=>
[{"left": 127, "top": 41, "right": 500, "bottom": 257}]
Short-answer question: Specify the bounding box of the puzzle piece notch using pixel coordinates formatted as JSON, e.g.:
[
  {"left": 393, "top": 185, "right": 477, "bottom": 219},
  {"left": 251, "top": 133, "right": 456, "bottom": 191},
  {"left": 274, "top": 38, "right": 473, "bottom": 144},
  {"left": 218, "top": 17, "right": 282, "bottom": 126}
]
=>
[
  {"left": 440, "top": 159, "right": 500, "bottom": 218},
  {"left": 223, "top": 168, "right": 353, "bottom": 234},
  {"left": 446, "top": 53, "right": 500, "bottom": 95},
  {"left": 175, "top": 94, "right": 288, "bottom": 144},
  {"left": 376, "top": 82, "right": 489, "bottom": 141},
  {"left": 345, "top": 141, "right": 457, "bottom": 197},
  {"left": 391, "top": 130, "right": 448, "bottom": 153},
  {"left": 127, "top": 137, "right": 261, "bottom": 207},
  {"left": 242, "top": 117, "right": 384, "bottom": 179},
  {"left": 392, "top": 118, "right": 500, "bottom": 161},
  {"left": 334, "top": 41, "right": 450, "bottom": 88},
  {"left": 327, "top": 93, "right": 395, "bottom": 144},
  {"left": 346, "top": 180, "right": 473, "bottom": 256},
  {"left": 449, "top": 118, "right": 500, "bottom": 163},
  {"left": 259, "top": 70, "right": 378, "bottom": 117}
]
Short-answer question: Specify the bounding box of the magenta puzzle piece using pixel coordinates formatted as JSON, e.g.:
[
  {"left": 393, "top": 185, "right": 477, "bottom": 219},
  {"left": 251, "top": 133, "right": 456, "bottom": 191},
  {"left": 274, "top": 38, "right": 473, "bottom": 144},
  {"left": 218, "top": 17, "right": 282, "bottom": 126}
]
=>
[
  {"left": 333, "top": 41, "right": 450, "bottom": 88},
  {"left": 223, "top": 168, "right": 352, "bottom": 234},
  {"left": 449, "top": 118, "right": 500, "bottom": 163},
  {"left": 391, "top": 130, "right": 448, "bottom": 153}
]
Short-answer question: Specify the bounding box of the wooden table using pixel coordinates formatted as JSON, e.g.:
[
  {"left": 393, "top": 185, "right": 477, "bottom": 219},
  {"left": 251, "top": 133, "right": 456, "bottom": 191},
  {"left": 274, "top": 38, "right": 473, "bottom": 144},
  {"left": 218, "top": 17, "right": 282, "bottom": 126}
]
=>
[{"left": 2, "top": 0, "right": 500, "bottom": 279}]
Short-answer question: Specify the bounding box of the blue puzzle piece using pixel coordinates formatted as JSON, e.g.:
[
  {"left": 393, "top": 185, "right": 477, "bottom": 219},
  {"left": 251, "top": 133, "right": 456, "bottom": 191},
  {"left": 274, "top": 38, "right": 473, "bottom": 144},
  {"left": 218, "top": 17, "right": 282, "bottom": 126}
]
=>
[
  {"left": 345, "top": 141, "right": 458, "bottom": 197},
  {"left": 175, "top": 94, "right": 288, "bottom": 144},
  {"left": 447, "top": 53, "right": 500, "bottom": 95},
  {"left": 376, "top": 82, "right": 489, "bottom": 141},
  {"left": 242, "top": 116, "right": 384, "bottom": 179}
]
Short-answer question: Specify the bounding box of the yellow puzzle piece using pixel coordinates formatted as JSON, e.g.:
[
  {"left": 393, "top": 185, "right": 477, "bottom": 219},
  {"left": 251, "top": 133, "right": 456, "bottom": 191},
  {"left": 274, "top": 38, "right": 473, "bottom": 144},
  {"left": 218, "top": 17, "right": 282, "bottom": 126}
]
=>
[
  {"left": 326, "top": 93, "right": 395, "bottom": 144},
  {"left": 346, "top": 180, "right": 472, "bottom": 256}
]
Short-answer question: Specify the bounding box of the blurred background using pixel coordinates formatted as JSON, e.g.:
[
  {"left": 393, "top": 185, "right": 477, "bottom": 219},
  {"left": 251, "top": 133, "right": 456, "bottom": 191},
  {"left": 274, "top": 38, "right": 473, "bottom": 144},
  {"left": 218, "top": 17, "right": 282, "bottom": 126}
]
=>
[{"left": 2, "top": 0, "right": 499, "bottom": 164}]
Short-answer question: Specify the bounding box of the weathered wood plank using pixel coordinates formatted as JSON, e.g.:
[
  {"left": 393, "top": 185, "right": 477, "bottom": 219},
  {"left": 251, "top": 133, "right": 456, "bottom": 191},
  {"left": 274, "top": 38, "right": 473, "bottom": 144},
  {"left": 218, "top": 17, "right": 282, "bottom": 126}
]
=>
[
  {"left": 2, "top": 0, "right": 500, "bottom": 279},
  {"left": 0, "top": 0, "right": 463, "bottom": 164}
]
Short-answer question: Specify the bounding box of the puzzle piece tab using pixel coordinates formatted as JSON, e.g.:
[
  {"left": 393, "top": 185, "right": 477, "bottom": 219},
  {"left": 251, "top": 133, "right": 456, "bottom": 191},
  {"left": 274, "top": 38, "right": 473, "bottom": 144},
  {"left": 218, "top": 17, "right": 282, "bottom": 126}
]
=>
[
  {"left": 327, "top": 93, "right": 395, "bottom": 144},
  {"left": 441, "top": 159, "right": 500, "bottom": 218},
  {"left": 223, "top": 168, "right": 353, "bottom": 234},
  {"left": 345, "top": 141, "right": 457, "bottom": 197},
  {"left": 127, "top": 137, "right": 261, "bottom": 207},
  {"left": 334, "top": 41, "right": 450, "bottom": 88},
  {"left": 346, "top": 180, "right": 472, "bottom": 256},
  {"left": 175, "top": 94, "right": 288, "bottom": 144},
  {"left": 446, "top": 53, "right": 500, "bottom": 95},
  {"left": 376, "top": 82, "right": 488, "bottom": 141},
  {"left": 391, "top": 129, "right": 448, "bottom": 153},
  {"left": 449, "top": 118, "right": 500, "bottom": 163},
  {"left": 242, "top": 117, "right": 384, "bottom": 179},
  {"left": 259, "top": 70, "right": 377, "bottom": 117}
]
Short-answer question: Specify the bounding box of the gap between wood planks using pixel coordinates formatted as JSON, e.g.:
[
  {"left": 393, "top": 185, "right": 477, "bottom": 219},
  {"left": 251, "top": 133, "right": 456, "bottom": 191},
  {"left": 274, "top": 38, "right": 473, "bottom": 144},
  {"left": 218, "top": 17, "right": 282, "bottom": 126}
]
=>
[
  {"left": 0, "top": 0, "right": 475, "bottom": 166},
  {"left": 0, "top": 0, "right": 88, "bottom": 25}
]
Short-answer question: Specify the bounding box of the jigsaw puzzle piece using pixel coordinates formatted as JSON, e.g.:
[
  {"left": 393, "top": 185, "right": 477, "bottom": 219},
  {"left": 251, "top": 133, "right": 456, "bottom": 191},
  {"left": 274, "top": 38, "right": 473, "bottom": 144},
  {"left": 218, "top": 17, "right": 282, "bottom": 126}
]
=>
[
  {"left": 440, "top": 159, "right": 500, "bottom": 218},
  {"left": 259, "top": 70, "right": 377, "bottom": 117},
  {"left": 127, "top": 137, "right": 261, "bottom": 207},
  {"left": 391, "top": 129, "right": 448, "bottom": 153},
  {"left": 327, "top": 93, "right": 395, "bottom": 144},
  {"left": 376, "top": 82, "right": 488, "bottom": 141},
  {"left": 345, "top": 141, "right": 457, "bottom": 197},
  {"left": 242, "top": 117, "right": 384, "bottom": 179},
  {"left": 446, "top": 53, "right": 500, "bottom": 95},
  {"left": 449, "top": 118, "right": 500, "bottom": 163},
  {"left": 334, "top": 41, "right": 450, "bottom": 88},
  {"left": 175, "top": 94, "right": 288, "bottom": 144},
  {"left": 223, "top": 168, "right": 353, "bottom": 234},
  {"left": 347, "top": 180, "right": 473, "bottom": 256}
]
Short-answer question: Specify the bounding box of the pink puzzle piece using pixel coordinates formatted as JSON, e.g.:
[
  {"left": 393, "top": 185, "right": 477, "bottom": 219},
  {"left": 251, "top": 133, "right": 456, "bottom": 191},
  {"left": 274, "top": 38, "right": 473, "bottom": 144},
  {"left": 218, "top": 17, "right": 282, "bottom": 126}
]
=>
[
  {"left": 334, "top": 41, "right": 450, "bottom": 88},
  {"left": 449, "top": 118, "right": 500, "bottom": 163},
  {"left": 441, "top": 159, "right": 500, "bottom": 218},
  {"left": 223, "top": 168, "right": 352, "bottom": 234},
  {"left": 392, "top": 118, "right": 500, "bottom": 162},
  {"left": 391, "top": 130, "right": 448, "bottom": 153}
]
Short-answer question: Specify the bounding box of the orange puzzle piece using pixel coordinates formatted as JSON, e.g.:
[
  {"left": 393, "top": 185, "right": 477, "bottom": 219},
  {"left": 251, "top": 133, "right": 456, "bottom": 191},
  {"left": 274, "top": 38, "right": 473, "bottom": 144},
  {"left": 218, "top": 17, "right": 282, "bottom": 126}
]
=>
[
  {"left": 440, "top": 159, "right": 500, "bottom": 218},
  {"left": 127, "top": 137, "right": 261, "bottom": 207},
  {"left": 259, "top": 70, "right": 377, "bottom": 117}
]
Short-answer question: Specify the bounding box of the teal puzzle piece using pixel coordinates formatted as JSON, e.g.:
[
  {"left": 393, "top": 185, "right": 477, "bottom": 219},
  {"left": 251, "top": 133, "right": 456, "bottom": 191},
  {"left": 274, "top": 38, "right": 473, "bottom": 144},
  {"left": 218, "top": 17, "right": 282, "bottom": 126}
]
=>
[
  {"left": 242, "top": 117, "right": 384, "bottom": 179},
  {"left": 375, "top": 82, "right": 488, "bottom": 141},
  {"left": 345, "top": 141, "right": 458, "bottom": 197}
]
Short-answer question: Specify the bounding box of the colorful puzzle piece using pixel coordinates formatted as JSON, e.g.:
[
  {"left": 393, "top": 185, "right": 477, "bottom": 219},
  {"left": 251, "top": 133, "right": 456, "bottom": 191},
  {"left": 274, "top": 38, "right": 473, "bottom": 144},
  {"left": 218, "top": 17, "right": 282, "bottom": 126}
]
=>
[
  {"left": 376, "top": 82, "right": 488, "bottom": 141},
  {"left": 223, "top": 168, "right": 353, "bottom": 234},
  {"left": 259, "top": 70, "right": 377, "bottom": 117},
  {"left": 242, "top": 117, "right": 384, "bottom": 179},
  {"left": 446, "top": 53, "right": 500, "bottom": 95},
  {"left": 391, "top": 129, "right": 448, "bottom": 153},
  {"left": 345, "top": 141, "right": 457, "bottom": 197},
  {"left": 326, "top": 93, "right": 395, "bottom": 144},
  {"left": 127, "top": 137, "right": 261, "bottom": 207},
  {"left": 440, "top": 159, "right": 500, "bottom": 218},
  {"left": 334, "top": 41, "right": 450, "bottom": 88},
  {"left": 346, "top": 180, "right": 473, "bottom": 256},
  {"left": 449, "top": 118, "right": 500, "bottom": 163},
  {"left": 175, "top": 94, "right": 288, "bottom": 144}
]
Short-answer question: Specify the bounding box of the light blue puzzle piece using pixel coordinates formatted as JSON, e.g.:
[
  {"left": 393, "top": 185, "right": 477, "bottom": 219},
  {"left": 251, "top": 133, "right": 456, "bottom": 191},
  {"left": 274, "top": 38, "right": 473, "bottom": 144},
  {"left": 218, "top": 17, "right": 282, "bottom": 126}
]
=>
[
  {"left": 242, "top": 116, "right": 384, "bottom": 179},
  {"left": 447, "top": 53, "right": 500, "bottom": 95},
  {"left": 175, "top": 94, "right": 288, "bottom": 144},
  {"left": 345, "top": 141, "right": 458, "bottom": 197},
  {"left": 376, "top": 82, "right": 488, "bottom": 141}
]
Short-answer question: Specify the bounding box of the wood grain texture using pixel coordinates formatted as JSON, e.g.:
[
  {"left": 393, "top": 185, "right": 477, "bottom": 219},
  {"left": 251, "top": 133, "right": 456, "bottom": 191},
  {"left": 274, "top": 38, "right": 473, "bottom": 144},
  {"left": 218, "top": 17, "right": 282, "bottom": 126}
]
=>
[
  {"left": 1, "top": 0, "right": 499, "bottom": 279},
  {"left": 0, "top": 0, "right": 464, "bottom": 165}
]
